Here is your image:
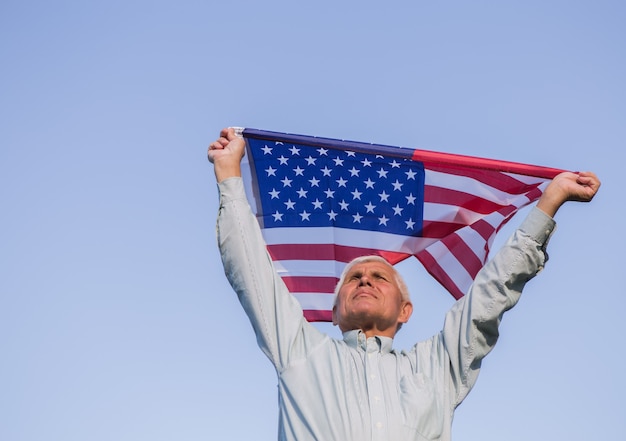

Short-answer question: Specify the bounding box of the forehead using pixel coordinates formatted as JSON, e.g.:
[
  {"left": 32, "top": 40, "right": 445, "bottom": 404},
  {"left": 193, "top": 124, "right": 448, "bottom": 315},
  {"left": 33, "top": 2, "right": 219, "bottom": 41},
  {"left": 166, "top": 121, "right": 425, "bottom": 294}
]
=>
[{"left": 346, "top": 260, "right": 395, "bottom": 275}]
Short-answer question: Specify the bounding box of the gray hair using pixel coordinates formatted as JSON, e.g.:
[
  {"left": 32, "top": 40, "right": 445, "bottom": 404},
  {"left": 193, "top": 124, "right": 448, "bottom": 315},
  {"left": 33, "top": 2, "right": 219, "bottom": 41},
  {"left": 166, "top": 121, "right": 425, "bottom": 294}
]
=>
[{"left": 334, "top": 255, "right": 411, "bottom": 304}]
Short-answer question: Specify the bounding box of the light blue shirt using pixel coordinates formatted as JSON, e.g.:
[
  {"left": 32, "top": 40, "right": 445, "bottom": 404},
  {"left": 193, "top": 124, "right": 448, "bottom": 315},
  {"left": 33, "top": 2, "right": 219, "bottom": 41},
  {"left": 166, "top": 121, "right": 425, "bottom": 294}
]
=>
[{"left": 216, "top": 177, "right": 555, "bottom": 441}]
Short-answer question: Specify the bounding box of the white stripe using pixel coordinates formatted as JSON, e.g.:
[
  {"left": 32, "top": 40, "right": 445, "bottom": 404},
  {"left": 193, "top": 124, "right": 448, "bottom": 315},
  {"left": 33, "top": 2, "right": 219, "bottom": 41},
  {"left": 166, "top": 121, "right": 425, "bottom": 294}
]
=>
[
  {"left": 262, "top": 227, "right": 438, "bottom": 253},
  {"left": 241, "top": 153, "right": 259, "bottom": 214},
  {"left": 456, "top": 227, "right": 490, "bottom": 263},
  {"left": 423, "top": 202, "right": 488, "bottom": 225},
  {"left": 292, "top": 292, "right": 336, "bottom": 310},
  {"left": 425, "top": 169, "right": 545, "bottom": 206},
  {"left": 504, "top": 172, "right": 551, "bottom": 185},
  {"left": 273, "top": 260, "right": 347, "bottom": 278},
  {"left": 424, "top": 188, "right": 537, "bottom": 227},
  {"left": 424, "top": 240, "right": 474, "bottom": 295}
]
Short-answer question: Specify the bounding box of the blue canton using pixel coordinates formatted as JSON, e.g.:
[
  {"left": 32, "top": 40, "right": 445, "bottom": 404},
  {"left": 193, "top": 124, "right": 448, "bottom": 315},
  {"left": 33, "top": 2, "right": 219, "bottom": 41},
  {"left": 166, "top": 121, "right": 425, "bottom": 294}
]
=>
[{"left": 247, "top": 138, "right": 425, "bottom": 236}]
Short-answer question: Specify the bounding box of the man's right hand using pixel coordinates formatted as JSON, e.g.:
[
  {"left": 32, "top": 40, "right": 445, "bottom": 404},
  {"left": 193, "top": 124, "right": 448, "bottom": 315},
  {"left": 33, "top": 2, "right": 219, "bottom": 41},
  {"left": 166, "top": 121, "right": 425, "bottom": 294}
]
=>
[
  {"left": 536, "top": 171, "right": 601, "bottom": 218},
  {"left": 208, "top": 127, "right": 246, "bottom": 183}
]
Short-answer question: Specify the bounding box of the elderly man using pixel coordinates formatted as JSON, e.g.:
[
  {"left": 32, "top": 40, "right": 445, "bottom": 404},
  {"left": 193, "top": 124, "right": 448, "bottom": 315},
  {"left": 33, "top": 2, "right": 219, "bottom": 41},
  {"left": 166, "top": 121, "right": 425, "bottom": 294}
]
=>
[{"left": 208, "top": 127, "right": 600, "bottom": 441}]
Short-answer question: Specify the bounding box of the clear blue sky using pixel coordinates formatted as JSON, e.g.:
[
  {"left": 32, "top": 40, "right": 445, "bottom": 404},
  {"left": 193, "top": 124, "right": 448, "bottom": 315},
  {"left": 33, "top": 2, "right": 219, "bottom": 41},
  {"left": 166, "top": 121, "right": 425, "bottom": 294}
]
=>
[{"left": 1, "top": 1, "right": 624, "bottom": 440}]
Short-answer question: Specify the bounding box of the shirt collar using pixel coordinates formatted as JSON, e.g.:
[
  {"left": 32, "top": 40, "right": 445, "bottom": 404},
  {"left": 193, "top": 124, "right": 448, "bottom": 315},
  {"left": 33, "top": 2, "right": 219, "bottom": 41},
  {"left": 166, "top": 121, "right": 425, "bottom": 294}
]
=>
[{"left": 342, "top": 329, "right": 394, "bottom": 354}]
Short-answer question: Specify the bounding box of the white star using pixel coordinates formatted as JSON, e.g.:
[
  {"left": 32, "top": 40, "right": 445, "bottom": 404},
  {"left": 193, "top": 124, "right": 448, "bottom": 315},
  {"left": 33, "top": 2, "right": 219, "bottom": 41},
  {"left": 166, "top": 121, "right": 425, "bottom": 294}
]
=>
[
  {"left": 327, "top": 210, "right": 338, "bottom": 221},
  {"left": 333, "top": 157, "right": 344, "bottom": 166},
  {"left": 262, "top": 145, "right": 273, "bottom": 154},
  {"left": 406, "top": 193, "right": 416, "bottom": 205},
  {"left": 284, "top": 199, "right": 296, "bottom": 210},
  {"left": 393, "top": 204, "right": 404, "bottom": 216},
  {"left": 300, "top": 210, "right": 311, "bottom": 221},
  {"left": 346, "top": 151, "right": 356, "bottom": 157},
  {"left": 321, "top": 166, "right": 332, "bottom": 176},
  {"left": 364, "top": 202, "right": 376, "bottom": 213},
  {"left": 352, "top": 213, "right": 363, "bottom": 223},
  {"left": 364, "top": 178, "right": 375, "bottom": 189},
  {"left": 339, "top": 200, "right": 349, "bottom": 210},
  {"left": 309, "top": 177, "right": 320, "bottom": 187},
  {"left": 272, "top": 211, "right": 283, "bottom": 221},
  {"left": 281, "top": 177, "right": 292, "bottom": 187},
  {"left": 378, "top": 191, "right": 390, "bottom": 202},
  {"left": 406, "top": 169, "right": 417, "bottom": 180},
  {"left": 324, "top": 189, "right": 335, "bottom": 198},
  {"left": 405, "top": 218, "right": 416, "bottom": 230},
  {"left": 312, "top": 199, "right": 324, "bottom": 209},
  {"left": 390, "top": 160, "right": 401, "bottom": 168},
  {"left": 349, "top": 167, "right": 360, "bottom": 177},
  {"left": 293, "top": 166, "right": 304, "bottom": 176},
  {"left": 377, "top": 168, "right": 388, "bottom": 178},
  {"left": 317, "top": 147, "right": 328, "bottom": 156},
  {"left": 361, "top": 158, "right": 372, "bottom": 167},
  {"left": 392, "top": 180, "right": 403, "bottom": 191},
  {"left": 278, "top": 155, "right": 289, "bottom": 165},
  {"left": 378, "top": 215, "right": 389, "bottom": 226},
  {"left": 266, "top": 166, "right": 276, "bottom": 177},
  {"left": 269, "top": 189, "right": 280, "bottom": 199},
  {"left": 305, "top": 156, "right": 317, "bottom": 165},
  {"left": 296, "top": 187, "right": 308, "bottom": 198},
  {"left": 351, "top": 189, "right": 363, "bottom": 200},
  {"left": 336, "top": 177, "right": 348, "bottom": 187},
  {"left": 289, "top": 146, "right": 301, "bottom": 155}
]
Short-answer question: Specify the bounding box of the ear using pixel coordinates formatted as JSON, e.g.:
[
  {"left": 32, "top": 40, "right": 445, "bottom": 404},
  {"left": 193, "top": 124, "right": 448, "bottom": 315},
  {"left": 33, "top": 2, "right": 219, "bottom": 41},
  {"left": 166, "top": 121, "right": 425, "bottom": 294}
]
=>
[
  {"left": 398, "top": 301, "right": 413, "bottom": 324},
  {"left": 332, "top": 304, "right": 338, "bottom": 326}
]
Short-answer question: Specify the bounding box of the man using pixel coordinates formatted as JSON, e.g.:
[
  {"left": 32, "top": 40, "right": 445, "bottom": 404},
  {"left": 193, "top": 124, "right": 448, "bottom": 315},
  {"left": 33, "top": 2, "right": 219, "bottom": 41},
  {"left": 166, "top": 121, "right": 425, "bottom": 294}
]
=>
[{"left": 208, "top": 127, "right": 600, "bottom": 441}]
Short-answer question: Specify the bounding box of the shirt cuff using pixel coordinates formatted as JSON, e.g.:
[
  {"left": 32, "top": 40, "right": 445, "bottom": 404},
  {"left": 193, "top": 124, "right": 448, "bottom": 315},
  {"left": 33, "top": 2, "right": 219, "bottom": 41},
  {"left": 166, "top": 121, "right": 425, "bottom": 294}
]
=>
[
  {"left": 217, "top": 177, "right": 247, "bottom": 206},
  {"left": 520, "top": 206, "right": 557, "bottom": 246}
]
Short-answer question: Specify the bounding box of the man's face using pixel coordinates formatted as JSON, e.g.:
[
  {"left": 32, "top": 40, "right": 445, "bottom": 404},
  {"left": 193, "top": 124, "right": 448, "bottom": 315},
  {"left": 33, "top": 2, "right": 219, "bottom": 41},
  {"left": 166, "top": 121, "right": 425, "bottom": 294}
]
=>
[{"left": 332, "top": 260, "right": 412, "bottom": 338}]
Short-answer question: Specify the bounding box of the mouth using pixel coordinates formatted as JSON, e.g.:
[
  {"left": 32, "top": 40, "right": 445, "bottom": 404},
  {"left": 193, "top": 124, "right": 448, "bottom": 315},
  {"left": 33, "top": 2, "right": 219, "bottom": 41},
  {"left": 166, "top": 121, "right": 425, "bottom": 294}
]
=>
[{"left": 352, "top": 290, "right": 377, "bottom": 300}]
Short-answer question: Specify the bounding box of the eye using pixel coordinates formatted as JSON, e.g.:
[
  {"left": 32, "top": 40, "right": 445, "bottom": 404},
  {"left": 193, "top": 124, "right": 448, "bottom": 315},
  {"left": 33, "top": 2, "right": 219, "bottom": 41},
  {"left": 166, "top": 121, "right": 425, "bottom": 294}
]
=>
[
  {"left": 347, "top": 272, "right": 362, "bottom": 281},
  {"left": 372, "top": 272, "right": 388, "bottom": 281}
]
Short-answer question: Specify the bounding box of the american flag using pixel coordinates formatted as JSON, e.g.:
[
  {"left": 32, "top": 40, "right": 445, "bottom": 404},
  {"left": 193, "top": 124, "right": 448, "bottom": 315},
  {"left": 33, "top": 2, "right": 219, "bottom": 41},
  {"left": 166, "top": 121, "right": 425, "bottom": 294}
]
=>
[{"left": 239, "top": 128, "right": 563, "bottom": 322}]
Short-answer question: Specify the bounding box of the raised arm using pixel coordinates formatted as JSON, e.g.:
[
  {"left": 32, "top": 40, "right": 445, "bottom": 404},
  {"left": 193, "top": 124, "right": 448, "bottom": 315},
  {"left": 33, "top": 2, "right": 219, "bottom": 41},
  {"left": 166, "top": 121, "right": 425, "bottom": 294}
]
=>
[
  {"left": 208, "top": 127, "right": 245, "bottom": 182},
  {"left": 442, "top": 170, "right": 600, "bottom": 405},
  {"left": 209, "top": 128, "right": 325, "bottom": 370},
  {"left": 536, "top": 171, "right": 601, "bottom": 217}
]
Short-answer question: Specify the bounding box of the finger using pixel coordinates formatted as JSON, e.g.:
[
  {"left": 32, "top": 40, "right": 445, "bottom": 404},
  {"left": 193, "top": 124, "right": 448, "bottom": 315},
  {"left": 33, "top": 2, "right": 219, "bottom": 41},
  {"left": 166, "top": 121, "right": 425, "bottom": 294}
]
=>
[
  {"left": 209, "top": 141, "right": 223, "bottom": 150},
  {"left": 577, "top": 174, "right": 600, "bottom": 189},
  {"left": 220, "top": 127, "right": 235, "bottom": 140},
  {"left": 218, "top": 136, "right": 231, "bottom": 147},
  {"left": 227, "top": 128, "right": 239, "bottom": 141}
]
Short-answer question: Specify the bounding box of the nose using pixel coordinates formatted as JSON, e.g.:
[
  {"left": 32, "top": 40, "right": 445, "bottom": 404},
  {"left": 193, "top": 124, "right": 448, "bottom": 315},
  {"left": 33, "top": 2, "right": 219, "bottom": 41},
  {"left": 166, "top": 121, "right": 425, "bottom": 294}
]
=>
[{"left": 358, "top": 275, "right": 372, "bottom": 286}]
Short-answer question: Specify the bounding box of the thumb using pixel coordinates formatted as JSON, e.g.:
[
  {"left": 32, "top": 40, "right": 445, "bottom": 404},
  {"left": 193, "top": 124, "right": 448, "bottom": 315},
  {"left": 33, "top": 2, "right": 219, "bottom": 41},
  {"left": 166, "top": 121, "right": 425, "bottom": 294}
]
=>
[{"left": 225, "top": 127, "right": 244, "bottom": 141}]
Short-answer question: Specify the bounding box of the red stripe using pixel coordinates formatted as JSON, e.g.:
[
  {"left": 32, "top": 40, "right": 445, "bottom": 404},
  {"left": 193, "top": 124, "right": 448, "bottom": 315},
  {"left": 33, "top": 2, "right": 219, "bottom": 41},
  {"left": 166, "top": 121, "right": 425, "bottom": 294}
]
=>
[
  {"left": 267, "top": 244, "right": 412, "bottom": 265},
  {"left": 426, "top": 165, "right": 547, "bottom": 194},
  {"left": 303, "top": 309, "right": 333, "bottom": 322},
  {"left": 415, "top": 150, "right": 565, "bottom": 180},
  {"left": 424, "top": 186, "right": 505, "bottom": 215},
  {"left": 423, "top": 217, "right": 496, "bottom": 244},
  {"left": 282, "top": 276, "right": 339, "bottom": 293},
  {"left": 268, "top": 243, "right": 380, "bottom": 262},
  {"left": 415, "top": 251, "right": 465, "bottom": 299},
  {"left": 421, "top": 220, "right": 464, "bottom": 239},
  {"left": 471, "top": 218, "right": 496, "bottom": 242},
  {"left": 526, "top": 186, "right": 544, "bottom": 201},
  {"left": 444, "top": 234, "right": 485, "bottom": 278}
]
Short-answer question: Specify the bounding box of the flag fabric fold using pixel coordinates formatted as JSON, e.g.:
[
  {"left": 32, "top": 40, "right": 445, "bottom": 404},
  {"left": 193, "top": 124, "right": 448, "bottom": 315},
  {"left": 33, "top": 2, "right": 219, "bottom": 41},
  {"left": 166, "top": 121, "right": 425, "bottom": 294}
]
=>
[{"left": 239, "top": 128, "right": 564, "bottom": 322}]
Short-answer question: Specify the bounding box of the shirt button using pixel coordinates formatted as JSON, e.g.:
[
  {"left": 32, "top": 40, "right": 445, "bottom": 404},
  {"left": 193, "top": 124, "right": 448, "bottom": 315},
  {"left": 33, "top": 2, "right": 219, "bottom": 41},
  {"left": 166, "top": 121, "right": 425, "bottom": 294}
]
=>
[{"left": 376, "top": 422, "right": 383, "bottom": 429}]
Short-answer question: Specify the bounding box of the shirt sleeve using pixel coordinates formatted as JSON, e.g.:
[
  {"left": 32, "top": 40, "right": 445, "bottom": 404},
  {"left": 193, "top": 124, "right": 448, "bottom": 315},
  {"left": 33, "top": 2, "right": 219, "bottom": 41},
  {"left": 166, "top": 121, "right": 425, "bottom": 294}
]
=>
[
  {"left": 441, "top": 206, "right": 556, "bottom": 406},
  {"left": 215, "top": 177, "right": 326, "bottom": 371}
]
